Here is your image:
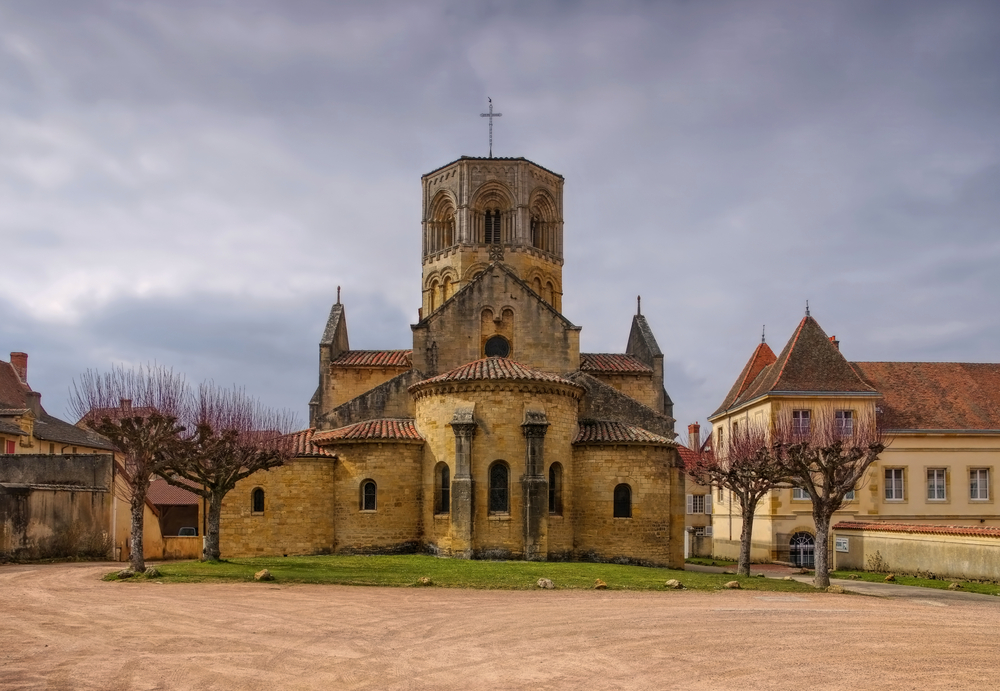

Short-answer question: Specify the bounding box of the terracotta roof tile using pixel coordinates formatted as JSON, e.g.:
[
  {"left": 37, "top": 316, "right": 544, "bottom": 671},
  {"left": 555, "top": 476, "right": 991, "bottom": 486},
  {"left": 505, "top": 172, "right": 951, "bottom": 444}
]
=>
[
  {"left": 313, "top": 419, "right": 423, "bottom": 443},
  {"left": 417, "top": 358, "right": 575, "bottom": 386},
  {"left": 573, "top": 420, "right": 675, "bottom": 446},
  {"left": 580, "top": 353, "right": 653, "bottom": 374},
  {"left": 833, "top": 521, "right": 1000, "bottom": 539},
  {"left": 281, "top": 428, "right": 337, "bottom": 457},
  {"left": 852, "top": 361, "right": 1000, "bottom": 430},
  {"left": 147, "top": 477, "right": 200, "bottom": 506},
  {"left": 0, "top": 360, "right": 30, "bottom": 408},
  {"left": 331, "top": 350, "right": 412, "bottom": 368}
]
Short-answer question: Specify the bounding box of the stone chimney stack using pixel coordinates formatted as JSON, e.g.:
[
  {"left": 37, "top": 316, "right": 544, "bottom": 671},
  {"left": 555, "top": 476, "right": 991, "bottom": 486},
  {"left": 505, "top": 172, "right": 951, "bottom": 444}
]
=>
[
  {"left": 688, "top": 422, "right": 701, "bottom": 451},
  {"left": 829, "top": 336, "right": 839, "bottom": 351},
  {"left": 10, "top": 352, "right": 27, "bottom": 383}
]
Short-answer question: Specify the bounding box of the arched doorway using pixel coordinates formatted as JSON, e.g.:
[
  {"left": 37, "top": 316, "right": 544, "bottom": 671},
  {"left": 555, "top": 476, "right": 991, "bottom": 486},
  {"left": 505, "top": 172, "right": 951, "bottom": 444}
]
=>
[{"left": 789, "top": 532, "right": 815, "bottom": 568}]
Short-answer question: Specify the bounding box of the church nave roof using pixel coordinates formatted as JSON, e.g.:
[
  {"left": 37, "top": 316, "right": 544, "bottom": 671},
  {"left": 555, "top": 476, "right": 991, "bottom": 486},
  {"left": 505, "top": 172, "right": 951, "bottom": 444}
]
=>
[
  {"left": 330, "top": 350, "right": 413, "bottom": 368},
  {"left": 313, "top": 419, "right": 423, "bottom": 444},
  {"left": 573, "top": 420, "right": 675, "bottom": 446},
  {"left": 579, "top": 353, "right": 653, "bottom": 374}
]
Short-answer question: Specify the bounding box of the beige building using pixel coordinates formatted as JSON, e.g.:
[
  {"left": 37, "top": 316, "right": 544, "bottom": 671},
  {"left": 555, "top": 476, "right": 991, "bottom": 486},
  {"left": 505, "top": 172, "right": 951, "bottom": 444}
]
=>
[
  {"left": 221, "top": 155, "right": 686, "bottom": 566},
  {"left": 708, "top": 314, "right": 1000, "bottom": 568}
]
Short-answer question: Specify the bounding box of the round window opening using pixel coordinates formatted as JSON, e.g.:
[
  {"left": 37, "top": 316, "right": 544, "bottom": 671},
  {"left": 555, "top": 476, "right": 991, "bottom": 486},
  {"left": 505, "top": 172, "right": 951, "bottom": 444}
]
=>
[{"left": 485, "top": 335, "right": 511, "bottom": 358}]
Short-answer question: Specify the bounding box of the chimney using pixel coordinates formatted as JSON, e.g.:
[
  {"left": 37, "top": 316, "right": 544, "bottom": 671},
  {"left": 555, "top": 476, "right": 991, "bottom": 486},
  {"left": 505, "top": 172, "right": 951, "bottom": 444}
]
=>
[
  {"left": 26, "top": 391, "right": 42, "bottom": 417},
  {"left": 688, "top": 422, "right": 701, "bottom": 451},
  {"left": 10, "top": 352, "right": 27, "bottom": 383},
  {"left": 829, "top": 335, "right": 839, "bottom": 351}
]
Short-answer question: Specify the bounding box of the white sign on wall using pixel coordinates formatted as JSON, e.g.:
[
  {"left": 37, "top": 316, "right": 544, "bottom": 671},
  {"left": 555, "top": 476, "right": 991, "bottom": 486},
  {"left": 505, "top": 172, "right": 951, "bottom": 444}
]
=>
[{"left": 835, "top": 536, "right": 849, "bottom": 553}]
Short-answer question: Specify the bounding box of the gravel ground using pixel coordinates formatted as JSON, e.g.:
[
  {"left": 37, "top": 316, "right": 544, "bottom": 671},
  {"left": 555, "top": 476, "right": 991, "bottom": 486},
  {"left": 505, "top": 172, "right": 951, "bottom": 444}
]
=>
[{"left": 2, "top": 562, "right": 999, "bottom": 690}]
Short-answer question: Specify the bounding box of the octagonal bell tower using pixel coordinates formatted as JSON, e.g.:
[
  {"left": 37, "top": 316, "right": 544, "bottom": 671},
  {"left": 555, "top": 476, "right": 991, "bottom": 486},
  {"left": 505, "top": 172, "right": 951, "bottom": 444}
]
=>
[{"left": 420, "top": 156, "right": 565, "bottom": 317}]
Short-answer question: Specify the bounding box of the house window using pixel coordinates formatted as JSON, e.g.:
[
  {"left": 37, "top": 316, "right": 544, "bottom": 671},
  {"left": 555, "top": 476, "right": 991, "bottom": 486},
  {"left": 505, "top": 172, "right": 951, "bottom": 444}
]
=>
[
  {"left": 687, "top": 494, "right": 706, "bottom": 514},
  {"left": 361, "top": 480, "right": 377, "bottom": 511},
  {"left": 970, "top": 469, "right": 990, "bottom": 501},
  {"left": 792, "top": 410, "right": 811, "bottom": 436},
  {"left": 613, "top": 483, "right": 632, "bottom": 518},
  {"left": 717, "top": 485, "right": 724, "bottom": 502},
  {"left": 927, "top": 468, "right": 947, "bottom": 501},
  {"left": 484, "top": 210, "right": 502, "bottom": 244},
  {"left": 435, "top": 463, "right": 450, "bottom": 514},
  {"left": 488, "top": 462, "right": 509, "bottom": 513},
  {"left": 835, "top": 410, "right": 853, "bottom": 436},
  {"left": 548, "top": 463, "right": 563, "bottom": 515},
  {"left": 251, "top": 488, "right": 265, "bottom": 513},
  {"left": 844, "top": 489, "right": 856, "bottom": 501},
  {"left": 792, "top": 488, "right": 810, "bottom": 501},
  {"left": 885, "top": 468, "right": 905, "bottom": 500}
]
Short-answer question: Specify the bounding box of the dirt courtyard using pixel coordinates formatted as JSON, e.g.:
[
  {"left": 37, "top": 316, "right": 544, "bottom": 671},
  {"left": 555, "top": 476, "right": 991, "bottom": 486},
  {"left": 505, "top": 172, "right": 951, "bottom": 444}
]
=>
[{"left": 2, "top": 563, "right": 999, "bottom": 690}]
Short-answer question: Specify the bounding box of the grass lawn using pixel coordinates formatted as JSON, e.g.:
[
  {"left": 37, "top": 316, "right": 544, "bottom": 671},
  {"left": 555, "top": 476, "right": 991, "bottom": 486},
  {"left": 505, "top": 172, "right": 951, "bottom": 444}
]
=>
[
  {"left": 830, "top": 569, "right": 1000, "bottom": 597},
  {"left": 107, "top": 554, "right": 818, "bottom": 592}
]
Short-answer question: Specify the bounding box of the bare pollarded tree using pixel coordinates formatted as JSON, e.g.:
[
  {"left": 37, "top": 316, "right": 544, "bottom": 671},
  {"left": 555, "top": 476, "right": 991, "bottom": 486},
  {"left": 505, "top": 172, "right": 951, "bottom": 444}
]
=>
[
  {"left": 161, "top": 383, "right": 296, "bottom": 561},
  {"left": 686, "top": 421, "right": 788, "bottom": 577},
  {"left": 71, "top": 364, "right": 189, "bottom": 573},
  {"left": 776, "top": 410, "right": 887, "bottom": 588}
]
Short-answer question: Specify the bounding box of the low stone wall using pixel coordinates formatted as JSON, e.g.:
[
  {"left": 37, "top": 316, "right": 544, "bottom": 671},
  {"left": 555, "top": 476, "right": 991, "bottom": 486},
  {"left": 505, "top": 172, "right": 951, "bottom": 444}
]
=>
[
  {"left": 833, "top": 522, "right": 1000, "bottom": 581},
  {"left": 711, "top": 537, "right": 772, "bottom": 564},
  {"left": 162, "top": 536, "right": 202, "bottom": 561}
]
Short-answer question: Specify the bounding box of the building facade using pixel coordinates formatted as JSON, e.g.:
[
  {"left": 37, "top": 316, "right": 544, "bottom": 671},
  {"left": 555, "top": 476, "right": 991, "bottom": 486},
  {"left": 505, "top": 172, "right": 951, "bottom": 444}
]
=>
[{"left": 221, "top": 155, "right": 686, "bottom": 566}]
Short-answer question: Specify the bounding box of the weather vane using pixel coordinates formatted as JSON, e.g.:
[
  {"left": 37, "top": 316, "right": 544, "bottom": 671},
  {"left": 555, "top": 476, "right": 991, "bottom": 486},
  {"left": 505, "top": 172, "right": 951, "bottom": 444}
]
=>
[{"left": 480, "top": 97, "right": 502, "bottom": 158}]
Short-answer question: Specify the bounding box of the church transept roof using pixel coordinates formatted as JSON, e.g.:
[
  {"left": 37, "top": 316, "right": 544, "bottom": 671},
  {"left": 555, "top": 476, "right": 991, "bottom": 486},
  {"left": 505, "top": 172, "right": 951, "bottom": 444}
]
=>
[
  {"left": 313, "top": 419, "right": 423, "bottom": 444},
  {"left": 331, "top": 350, "right": 413, "bottom": 368},
  {"left": 580, "top": 353, "right": 653, "bottom": 374}
]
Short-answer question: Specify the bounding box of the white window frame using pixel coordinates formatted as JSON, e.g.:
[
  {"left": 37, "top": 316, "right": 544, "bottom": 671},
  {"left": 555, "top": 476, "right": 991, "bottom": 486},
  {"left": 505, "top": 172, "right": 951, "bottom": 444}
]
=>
[
  {"left": 885, "top": 468, "right": 905, "bottom": 501},
  {"left": 927, "top": 468, "right": 947, "bottom": 501},
  {"left": 792, "top": 487, "right": 809, "bottom": 501},
  {"left": 970, "top": 468, "right": 990, "bottom": 501},
  {"left": 835, "top": 410, "right": 853, "bottom": 436},
  {"left": 792, "top": 409, "right": 811, "bottom": 436}
]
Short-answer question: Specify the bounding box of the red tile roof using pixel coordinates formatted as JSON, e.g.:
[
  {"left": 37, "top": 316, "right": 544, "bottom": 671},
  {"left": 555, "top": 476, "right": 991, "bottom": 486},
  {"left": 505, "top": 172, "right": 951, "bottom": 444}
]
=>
[
  {"left": 147, "top": 477, "right": 201, "bottom": 506},
  {"left": 331, "top": 350, "right": 412, "bottom": 368},
  {"left": 833, "top": 521, "right": 1000, "bottom": 539},
  {"left": 713, "top": 316, "right": 877, "bottom": 417},
  {"left": 313, "top": 419, "right": 423, "bottom": 443},
  {"left": 417, "top": 358, "right": 575, "bottom": 386},
  {"left": 852, "top": 361, "right": 1000, "bottom": 430},
  {"left": 574, "top": 420, "right": 675, "bottom": 446},
  {"left": 715, "top": 342, "right": 777, "bottom": 415},
  {"left": 580, "top": 353, "right": 653, "bottom": 374},
  {"left": 281, "top": 428, "right": 337, "bottom": 457}
]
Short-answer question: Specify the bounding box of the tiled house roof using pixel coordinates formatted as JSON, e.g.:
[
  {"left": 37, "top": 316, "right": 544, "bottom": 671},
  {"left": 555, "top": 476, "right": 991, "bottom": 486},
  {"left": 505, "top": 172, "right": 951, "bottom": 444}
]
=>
[
  {"left": 712, "top": 316, "right": 876, "bottom": 417},
  {"left": 833, "top": 521, "right": 1000, "bottom": 539},
  {"left": 852, "top": 361, "right": 1000, "bottom": 431},
  {"left": 714, "top": 342, "right": 777, "bottom": 415},
  {"left": 418, "top": 358, "right": 575, "bottom": 386},
  {"left": 313, "top": 419, "right": 423, "bottom": 444},
  {"left": 574, "top": 420, "right": 675, "bottom": 446},
  {"left": 282, "top": 428, "right": 337, "bottom": 457},
  {"left": 147, "top": 477, "right": 201, "bottom": 505},
  {"left": 330, "top": 350, "right": 412, "bottom": 368},
  {"left": 580, "top": 353, "right": 653, "bottom": 374}
]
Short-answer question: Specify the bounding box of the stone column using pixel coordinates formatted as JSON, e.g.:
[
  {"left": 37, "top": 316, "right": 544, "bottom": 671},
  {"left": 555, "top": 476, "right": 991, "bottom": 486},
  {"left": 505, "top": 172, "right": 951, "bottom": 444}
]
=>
[
  {"left": 449, "top": 405, "right": 477, "bottom": 559},
  {"left": 521, "top": 410, "right": 549, "bottom": 561}
]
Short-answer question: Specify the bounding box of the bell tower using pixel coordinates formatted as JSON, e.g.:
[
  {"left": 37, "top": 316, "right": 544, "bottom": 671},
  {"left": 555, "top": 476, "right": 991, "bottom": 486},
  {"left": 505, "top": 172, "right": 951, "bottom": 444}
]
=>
[{"left": 420, "top": 156, "right": 565, "bottom": 316}]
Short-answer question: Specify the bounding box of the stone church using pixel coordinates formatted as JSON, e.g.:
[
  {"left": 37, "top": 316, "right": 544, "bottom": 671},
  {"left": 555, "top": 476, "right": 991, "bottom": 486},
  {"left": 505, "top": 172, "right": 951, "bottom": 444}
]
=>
[{"left": 220, "top": 155, "right": 686, "bottom": 566}]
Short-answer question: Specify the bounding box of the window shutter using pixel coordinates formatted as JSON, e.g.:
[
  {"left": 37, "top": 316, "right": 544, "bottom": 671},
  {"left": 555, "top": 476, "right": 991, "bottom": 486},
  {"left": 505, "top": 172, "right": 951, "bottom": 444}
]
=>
[
  {"left": 705, "top": 526, "right": 713, "bottom": 537},
  {"left": 686, "top": 494, "right": 693, "bottom": 514},
  {"left": 705, "top": 494, "right": 712, "bottom": 515}
]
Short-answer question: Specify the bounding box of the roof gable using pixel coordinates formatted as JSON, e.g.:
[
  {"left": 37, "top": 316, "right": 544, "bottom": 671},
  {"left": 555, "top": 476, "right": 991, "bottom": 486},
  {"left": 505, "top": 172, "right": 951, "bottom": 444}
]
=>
[{"left": 712, "top": 342, "right": 777, "bottom": 416}]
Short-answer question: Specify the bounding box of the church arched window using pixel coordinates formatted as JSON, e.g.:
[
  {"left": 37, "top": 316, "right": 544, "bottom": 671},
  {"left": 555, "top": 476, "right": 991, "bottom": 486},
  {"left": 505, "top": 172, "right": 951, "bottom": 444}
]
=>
[
  {"left": 531, "top": 216, "right": 542, "bottom": 250},
  {"left": 435, "top": 462, "right": 450, "bottom": 514},
  {"left": 488, "top": 461, "right": 510, "bottom": 514},
  {"left": 549, "top": 463, "right": 563, "bottom": 515},
  {"left": 251, "top": 487, "right": 265, "bottom": 514},
  {"left": 361, "top": 480, "right": 377, "bottom": 511},
  {"left": 613, "top": 483, "right": 632, "bottom": 518},
  {"left": 484, "top": 210, "right": 502, "bottom": 244}
]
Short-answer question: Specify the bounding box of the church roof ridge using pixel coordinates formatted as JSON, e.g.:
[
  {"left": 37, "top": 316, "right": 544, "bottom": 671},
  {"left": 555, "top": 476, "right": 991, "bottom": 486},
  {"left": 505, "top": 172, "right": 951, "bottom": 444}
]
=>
[
  {"left": 422, "top": 156, "right": 564, "bottom": 180},
  {"left": 573, "top": 419, "right": 676, "bottom": 446},
  {"left": 413, "top": 357, "right": 578, "bottom": 388},
  {"left": 313, "top": 419, "right": 423, "bottom": 444}
]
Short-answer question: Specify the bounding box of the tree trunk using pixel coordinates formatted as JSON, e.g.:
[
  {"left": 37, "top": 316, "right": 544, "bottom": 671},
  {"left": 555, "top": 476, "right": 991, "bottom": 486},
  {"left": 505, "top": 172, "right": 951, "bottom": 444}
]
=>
[
  {"left": 737, "top": 504, "right": 755, "bottom": 577},
  {"left": 129, "top": 491, "right": 145, "bottom": 573},
  {"left": 813, "top": 512, "right": 831, "bottom": 588},
  {"left": 204, "top": 493, "right": 223, "bottom": 561}
]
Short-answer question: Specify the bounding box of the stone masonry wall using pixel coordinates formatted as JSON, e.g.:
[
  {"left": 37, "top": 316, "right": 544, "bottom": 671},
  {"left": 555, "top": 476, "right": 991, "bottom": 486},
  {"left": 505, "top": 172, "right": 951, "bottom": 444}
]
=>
[{"left": 220, "top": 458, "right": 336, "bottom": 557}]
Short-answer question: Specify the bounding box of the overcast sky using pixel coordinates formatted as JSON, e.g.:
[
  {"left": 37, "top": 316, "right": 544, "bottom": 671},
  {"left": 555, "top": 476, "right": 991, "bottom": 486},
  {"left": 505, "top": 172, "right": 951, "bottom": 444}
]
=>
[{"left": 3, "top": 1, "right": 998, "bottom": 433}]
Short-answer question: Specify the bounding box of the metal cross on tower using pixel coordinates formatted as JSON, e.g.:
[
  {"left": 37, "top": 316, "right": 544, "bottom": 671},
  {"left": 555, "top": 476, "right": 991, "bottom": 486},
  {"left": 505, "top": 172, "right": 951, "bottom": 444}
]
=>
[{"left": 480, "top": 98, "right": 502, "bottom": 158}]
